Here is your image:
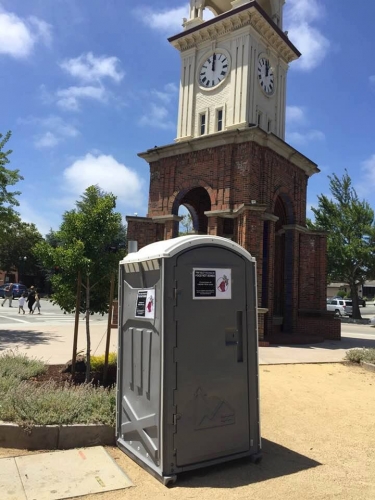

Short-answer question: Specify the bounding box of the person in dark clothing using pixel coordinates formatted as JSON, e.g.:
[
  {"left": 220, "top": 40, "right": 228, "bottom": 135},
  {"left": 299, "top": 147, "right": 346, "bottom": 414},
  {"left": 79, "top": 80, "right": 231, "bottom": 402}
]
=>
[{"left": 27, "top": 286, "right": 36, "bottom": 314}]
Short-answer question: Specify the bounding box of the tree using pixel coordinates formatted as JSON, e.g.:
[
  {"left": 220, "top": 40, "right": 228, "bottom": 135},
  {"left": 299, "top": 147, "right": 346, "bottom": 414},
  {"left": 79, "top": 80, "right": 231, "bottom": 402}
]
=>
[
  {"left": 179, "top": 212, "right": 193, "bottom": 235},
  {"left": 0, "top": 219, "right": 43, "bottom": 277},
  {"left": 34, "top": 185, "right": 126, "bottom": 380},
  {"left": 0, "top": 131, "right": 23, "bottom": 238},
  {"left": 308, "top": 171, "right": 375, "bottom": 319}
]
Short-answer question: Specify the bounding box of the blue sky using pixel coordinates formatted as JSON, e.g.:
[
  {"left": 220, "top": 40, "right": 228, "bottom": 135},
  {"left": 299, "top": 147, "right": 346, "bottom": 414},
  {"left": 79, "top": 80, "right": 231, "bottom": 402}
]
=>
[{"left": 1, "top": 0, "right": 375, "bottom": 236}]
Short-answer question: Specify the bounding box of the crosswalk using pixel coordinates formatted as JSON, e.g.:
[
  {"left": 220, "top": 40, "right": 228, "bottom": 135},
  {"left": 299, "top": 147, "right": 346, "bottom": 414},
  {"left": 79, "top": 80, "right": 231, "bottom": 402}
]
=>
[{"left": 0, "top": 308, "right": 107, "bottom": 325}]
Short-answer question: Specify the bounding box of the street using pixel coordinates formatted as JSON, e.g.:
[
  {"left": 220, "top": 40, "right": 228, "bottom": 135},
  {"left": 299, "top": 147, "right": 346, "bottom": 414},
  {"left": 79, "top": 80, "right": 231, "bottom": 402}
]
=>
[{"left": 0, "top": 298, "right": 108, "bottom": 326}]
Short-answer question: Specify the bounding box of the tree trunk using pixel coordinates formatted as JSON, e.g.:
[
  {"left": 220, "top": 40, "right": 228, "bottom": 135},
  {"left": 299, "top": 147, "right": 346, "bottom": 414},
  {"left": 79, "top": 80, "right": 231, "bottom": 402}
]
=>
[
  {"left": 85, "top": 275, "right": 91, "bottom": 382},
  {"left": 350, "top": 284, "right": 361, "bottom": 319}
]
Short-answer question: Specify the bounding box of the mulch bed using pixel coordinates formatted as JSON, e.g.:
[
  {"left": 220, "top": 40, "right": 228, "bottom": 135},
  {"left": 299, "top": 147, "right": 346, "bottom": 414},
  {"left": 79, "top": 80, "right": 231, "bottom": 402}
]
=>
[{"left": 30, "top": 364, "right": 117, "bottom": 387}]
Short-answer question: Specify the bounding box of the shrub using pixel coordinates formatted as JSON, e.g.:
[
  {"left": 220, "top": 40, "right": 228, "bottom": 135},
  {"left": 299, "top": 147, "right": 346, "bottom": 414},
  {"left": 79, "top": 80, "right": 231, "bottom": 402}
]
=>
[
  {"left": 0, "top": 352, "right": 116, "bottom": 427},
  {"left": 90, "top": 352, "right": 117, "bottom": 372},
  {"left": 0, "top": 351, "right": 46, "bottom": 380},
  {"left": 0, "top": 381, "right": 116, "bottom": 427},
  {"left": 345, "top": 348, "right": 375, "bottom": 364}
]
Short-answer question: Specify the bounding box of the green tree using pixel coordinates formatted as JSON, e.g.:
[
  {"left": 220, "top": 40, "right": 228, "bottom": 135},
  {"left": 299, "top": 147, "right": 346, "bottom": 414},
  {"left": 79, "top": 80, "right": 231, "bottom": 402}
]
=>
[
  {"left": 0, "top": 219, "right": 43, "bottom": 277},
  {"left": 34, "top": 186, "right": 126, "bottom": 380},
  {"left": 308, "top": 171, "right": 375, "bottom": 319},
  {"left": 0, "top": 131, "right": 24, "bottom": 238},
  {"left": 179, "top": 212, "right": 193, "bottom": 235}
]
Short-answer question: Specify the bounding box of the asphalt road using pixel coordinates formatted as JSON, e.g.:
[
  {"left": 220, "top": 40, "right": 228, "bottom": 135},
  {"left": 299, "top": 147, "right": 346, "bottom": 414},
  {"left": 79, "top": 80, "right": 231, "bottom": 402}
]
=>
[{"left": 0, "top": 298, "right": 108, "bottom": 326}]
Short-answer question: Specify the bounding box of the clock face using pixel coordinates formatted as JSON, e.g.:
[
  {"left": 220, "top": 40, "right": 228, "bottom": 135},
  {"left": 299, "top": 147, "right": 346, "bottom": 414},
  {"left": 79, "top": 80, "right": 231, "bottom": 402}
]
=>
[
  {"left": 199, "top": 52, "right": 229, "bottom": 89},
  {"left": 257, "top": 56, "right": 275, "bottom": 96}
]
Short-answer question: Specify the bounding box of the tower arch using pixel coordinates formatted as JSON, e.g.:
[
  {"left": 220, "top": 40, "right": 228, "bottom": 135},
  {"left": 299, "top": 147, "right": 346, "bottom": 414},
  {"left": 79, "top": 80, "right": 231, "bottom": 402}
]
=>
[{"left": 172, "top": 186, "right": 212, "bottom": 234}]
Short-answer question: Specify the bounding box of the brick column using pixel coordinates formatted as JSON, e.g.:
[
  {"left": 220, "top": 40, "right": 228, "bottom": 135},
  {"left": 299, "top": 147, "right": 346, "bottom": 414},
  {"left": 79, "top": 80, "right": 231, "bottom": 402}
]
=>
[
  {"left": 299, "top": 231, "right": 328, "bottom": 311},
  {"left": 282, "top": 225, "right": 307, "bottom": 333},
  {"left": 152, "top": 215, "right": 183, "bottom": 240},
  {"left": 126, "top": 216, "right": 160, "bottom": 250},
  {"left": 206, "top": 215, "right": 224, "bottom": 236},
  {"left": 235, "top": 204, "right": 267, "bottom": 309},
  {"left": 262, "top": 213, "right": 278, "bottom": 337}
]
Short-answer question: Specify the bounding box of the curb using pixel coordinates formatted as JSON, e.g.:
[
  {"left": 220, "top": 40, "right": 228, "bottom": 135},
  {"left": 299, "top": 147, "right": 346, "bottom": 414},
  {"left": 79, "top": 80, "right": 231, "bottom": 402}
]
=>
[
  {"left": 0, "top": 422, "right": 115, "bottom": 450},
  {"left": 360, "top": 361, "right": 375, "bottom": 373}
]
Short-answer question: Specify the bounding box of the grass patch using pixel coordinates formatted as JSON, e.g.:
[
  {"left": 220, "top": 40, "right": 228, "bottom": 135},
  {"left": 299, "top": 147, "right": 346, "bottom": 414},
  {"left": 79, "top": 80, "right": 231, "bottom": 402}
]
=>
[
  {"left": 0, "top": 352, "right": 116, "bottom": 427},
  {"left": 345, "top": 348, "right": 375, "bottom": 364}
]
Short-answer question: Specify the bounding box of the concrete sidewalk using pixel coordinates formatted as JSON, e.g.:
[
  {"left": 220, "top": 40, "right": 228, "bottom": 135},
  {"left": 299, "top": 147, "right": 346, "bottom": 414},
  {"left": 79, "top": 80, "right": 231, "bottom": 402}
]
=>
[
  {"left": 0, "top": 322, "right": 117, "bottom": 364},
  {"left": 0, "top": 320, "right": 374, "bottom": 365}
]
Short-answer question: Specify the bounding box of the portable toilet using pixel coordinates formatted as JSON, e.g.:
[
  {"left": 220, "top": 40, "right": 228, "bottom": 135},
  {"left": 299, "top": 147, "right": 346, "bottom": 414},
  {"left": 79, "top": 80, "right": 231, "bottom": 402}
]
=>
[{"left": 116, "top": 235, "right": 261, "bottom": 485}]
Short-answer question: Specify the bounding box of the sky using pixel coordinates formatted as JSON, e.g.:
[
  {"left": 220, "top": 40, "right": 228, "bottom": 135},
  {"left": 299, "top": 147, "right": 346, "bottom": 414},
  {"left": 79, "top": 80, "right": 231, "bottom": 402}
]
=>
[{"left": 1, "top": 0, "right": 375, "bottom": 237}]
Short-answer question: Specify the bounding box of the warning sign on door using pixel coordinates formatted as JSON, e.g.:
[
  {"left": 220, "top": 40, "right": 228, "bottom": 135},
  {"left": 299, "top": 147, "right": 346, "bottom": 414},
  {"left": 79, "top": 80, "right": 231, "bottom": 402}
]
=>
[
  {"left": 135, "top": 289, "right": 155, "bottom": 319},
  {"left": 193, "top": 268, "right": 231, "bottom": 299}
]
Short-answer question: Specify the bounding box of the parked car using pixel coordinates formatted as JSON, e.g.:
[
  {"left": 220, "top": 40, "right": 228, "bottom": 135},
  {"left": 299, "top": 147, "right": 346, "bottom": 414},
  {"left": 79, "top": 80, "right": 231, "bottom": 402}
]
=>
[
  {"left": 327, "top": 298, "right": 352, "bottom": 317},
  {"left": 331, "top": 295, "right": 366, "bottom": 307},
  {"left": 358, "top": 297, "right": 366, "bottom": 307},
  {"left": 0, "top": 283, "right": 28, "bottom": 299}
]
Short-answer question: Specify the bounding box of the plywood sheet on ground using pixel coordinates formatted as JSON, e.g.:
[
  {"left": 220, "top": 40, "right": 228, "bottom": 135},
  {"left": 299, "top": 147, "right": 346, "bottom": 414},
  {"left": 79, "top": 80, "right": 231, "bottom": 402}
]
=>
[{"left": 14, "top": 446, "right": 132, "bottom": 500}]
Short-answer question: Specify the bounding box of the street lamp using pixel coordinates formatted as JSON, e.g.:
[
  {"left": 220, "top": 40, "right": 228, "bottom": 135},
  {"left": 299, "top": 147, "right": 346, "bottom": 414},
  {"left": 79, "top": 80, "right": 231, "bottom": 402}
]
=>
[{"left": 19, "top": 256, "right": 27, "bottom": 284}]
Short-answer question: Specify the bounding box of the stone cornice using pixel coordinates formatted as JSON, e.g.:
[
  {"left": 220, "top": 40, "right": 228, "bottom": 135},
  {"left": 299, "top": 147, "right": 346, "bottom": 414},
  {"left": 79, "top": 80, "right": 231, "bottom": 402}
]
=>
[
  {"left": 168, "top": 1, "right": 300, "bottom": 64},
  {"left": 282, "top": 225, "right": 327, "bottom": 236},
  {"left": 262, "top": 213, "right": 279, "bottom": 222},
  {"left": 138, "top": 126, "right": 319, "bottom": 178},
  {"left": 126, "top": 216, "right": 153, "bottom": 223},
  {"left": 205, "top": 202, "right": 267, "bottom": 218},
  {"left": 152, "top": 215, "right": 183, "bottom": 223}
]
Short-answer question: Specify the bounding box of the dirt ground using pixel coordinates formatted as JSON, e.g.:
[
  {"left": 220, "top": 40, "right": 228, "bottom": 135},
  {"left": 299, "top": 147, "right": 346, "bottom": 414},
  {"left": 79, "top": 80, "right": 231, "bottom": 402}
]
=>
[{"left": 1, "top": 362, "right": 374, "bottom": 500}]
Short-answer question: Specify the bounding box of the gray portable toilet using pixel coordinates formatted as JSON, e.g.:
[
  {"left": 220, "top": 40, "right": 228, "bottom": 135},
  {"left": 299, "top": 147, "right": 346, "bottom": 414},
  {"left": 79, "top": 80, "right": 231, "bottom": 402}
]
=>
[{"left": 117, "top": 235, "right": 261, "bottom": 485}]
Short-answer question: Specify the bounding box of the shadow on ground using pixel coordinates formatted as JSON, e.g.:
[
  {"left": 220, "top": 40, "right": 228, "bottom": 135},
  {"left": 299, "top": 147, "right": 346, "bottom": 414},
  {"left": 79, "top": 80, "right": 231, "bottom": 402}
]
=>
[
  {"left": 176, "top": 438, "right": 321, "bottom": 488},
  {"left": 0, "top": 329, "right": 62, "bottom": 351}
]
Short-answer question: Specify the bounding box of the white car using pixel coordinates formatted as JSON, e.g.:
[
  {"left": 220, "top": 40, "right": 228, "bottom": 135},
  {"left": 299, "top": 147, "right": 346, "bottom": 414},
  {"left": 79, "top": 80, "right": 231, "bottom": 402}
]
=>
[{"left": 327, "top": 298, "right": 352, "bottom": 317}]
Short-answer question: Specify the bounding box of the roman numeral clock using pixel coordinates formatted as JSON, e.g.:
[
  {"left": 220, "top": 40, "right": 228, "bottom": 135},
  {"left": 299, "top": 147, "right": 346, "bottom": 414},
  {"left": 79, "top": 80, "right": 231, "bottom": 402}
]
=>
[
  {"left": 257, "top": 55, "right": 275, "bottom": 96},
  {"left": 168, "top": 0, "right": 298, "bottom": 142},
  {"left": 199, "top": 52, "right": 230, "bottom": 89}
]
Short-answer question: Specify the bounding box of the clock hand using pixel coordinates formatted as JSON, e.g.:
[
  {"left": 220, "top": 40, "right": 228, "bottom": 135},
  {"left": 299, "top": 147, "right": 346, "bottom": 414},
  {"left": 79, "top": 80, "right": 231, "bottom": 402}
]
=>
[
  {"left": 212, "top": 53, "right": 216, "bottom": 72},
  {"left": 265, "top": 60, "right": 269, "bottom": 77}
]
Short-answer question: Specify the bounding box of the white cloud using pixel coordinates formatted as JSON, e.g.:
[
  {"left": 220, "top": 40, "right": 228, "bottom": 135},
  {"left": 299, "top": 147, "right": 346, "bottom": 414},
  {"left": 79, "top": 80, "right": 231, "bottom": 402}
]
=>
[
  {"left": 359, "top": 154, "right": 375, "bottom": 190},
  {"left": 63, "top": 153, "right": 144, "bottom": 208},
  {"left": 151, "top": 82, "right": 178, "bottom": 103},
  {"left": 287, "top": 129, "right": 325, "bottom": 146},
  {"left": 286, "top": 104, "right": 324, "bottom": 146},
  {"left": 285, "top": 0, "right": 330, "bottom": 71},
  {"left": 286, "top": 105, "right": 306, "bottom": 125},
  {"left": 28, "top": 16, "right": 52, "bottom": 47},
  {"left": 17, "top": 199, "right": 57, "bottom": 236},
  {"left": 134, "top": 6, "right": 187, "bottom": 33},
  {"left": 35, "top": 131, "right": 59, "bottom": 149},
  {"left": 19, "top": 115, "right": 79, "bottom": 148},
  {"left": 60, "top": 52, "right": 124, "bottom": 83},
  {"left": 139, "top": 103, "right": 174, "bottom": 130},
  {"left": 0, "top": 7, "right": 52, "bottom": 59},
  {"left": 56, "top": 85, "right": 107, "bottom": 111},
  {"left": 285, "top": 0, "right": 322, "bottom": 24}
]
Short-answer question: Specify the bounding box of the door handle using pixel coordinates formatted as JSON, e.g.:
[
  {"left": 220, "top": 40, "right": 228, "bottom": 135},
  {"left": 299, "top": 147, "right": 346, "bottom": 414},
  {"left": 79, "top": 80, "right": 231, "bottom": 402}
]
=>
[
  {"left": 236, "top": 311, "right": 243, "bottom": 363},
  {"left": 224, "top": 311, "right": 244, "bottom": 363}
]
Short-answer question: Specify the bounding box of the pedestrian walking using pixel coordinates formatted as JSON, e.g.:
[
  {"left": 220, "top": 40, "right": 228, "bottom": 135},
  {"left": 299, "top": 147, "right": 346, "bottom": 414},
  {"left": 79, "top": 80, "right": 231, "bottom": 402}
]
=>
[
  {"left": 1, "top": 283, "right": 14, "bottom": 308},
  {"left": 18, "top": 293, "right": 27, "bottom": 314},
  {"left": 33, "top": 289, "right": 41, "bottom": 314},
  {"left": 26, "top": 286, "right": 36, "bottom": 314}
]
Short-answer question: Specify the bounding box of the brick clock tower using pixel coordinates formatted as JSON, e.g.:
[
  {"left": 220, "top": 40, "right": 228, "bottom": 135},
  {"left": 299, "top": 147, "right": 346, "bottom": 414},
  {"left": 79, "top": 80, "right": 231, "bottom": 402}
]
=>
[{"left": 127, "top": 0, "right": 340, "bottom": 342}]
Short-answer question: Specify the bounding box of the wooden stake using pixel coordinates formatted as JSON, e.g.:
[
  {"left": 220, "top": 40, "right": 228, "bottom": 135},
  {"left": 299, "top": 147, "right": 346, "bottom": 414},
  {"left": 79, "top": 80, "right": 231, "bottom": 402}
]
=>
[
  {"left": 103, "top": 272, "right": 115, "bottom": 384},
  {"left": 71, "top": 270, "right": 81, "bottom": 378}
]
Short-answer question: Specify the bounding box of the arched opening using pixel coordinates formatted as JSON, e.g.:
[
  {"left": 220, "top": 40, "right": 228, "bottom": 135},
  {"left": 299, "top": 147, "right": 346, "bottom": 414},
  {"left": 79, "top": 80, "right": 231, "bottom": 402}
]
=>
[{"left": 174, "top": 187, "right": 212, "bottom": 235}]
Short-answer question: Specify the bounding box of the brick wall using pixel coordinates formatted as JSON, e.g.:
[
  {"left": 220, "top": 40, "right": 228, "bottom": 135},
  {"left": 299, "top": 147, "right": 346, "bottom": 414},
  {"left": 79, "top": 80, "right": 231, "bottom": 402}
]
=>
[{"left": 129, "top": 133, "right": 340, "bottom": 341}]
